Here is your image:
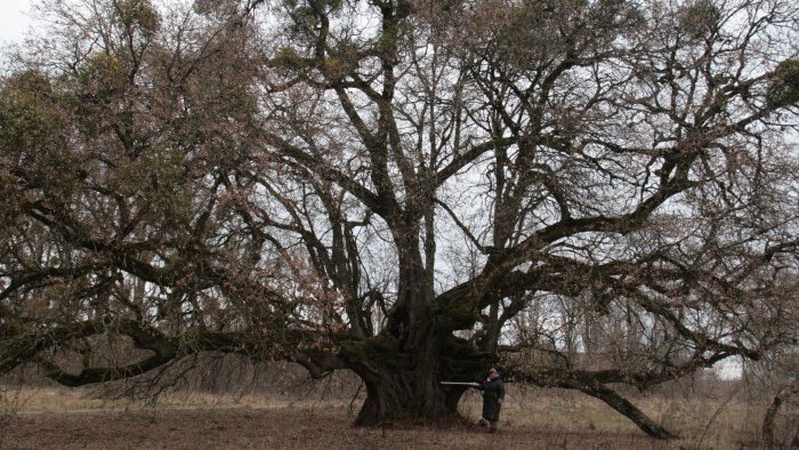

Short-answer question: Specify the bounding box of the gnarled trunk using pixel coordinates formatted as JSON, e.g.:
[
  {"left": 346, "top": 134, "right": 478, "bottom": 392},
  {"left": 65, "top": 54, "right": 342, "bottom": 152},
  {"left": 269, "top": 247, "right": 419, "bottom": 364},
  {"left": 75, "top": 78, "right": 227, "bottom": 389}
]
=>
[
  {"left": 355, "top": 367, "right": 452, "bottom": 426},
  {"left": 343, "top": 332, "right": 490, "bottom": 426},
  {"left": 346, "top": 229, "right": 474, "bottom": 425}
]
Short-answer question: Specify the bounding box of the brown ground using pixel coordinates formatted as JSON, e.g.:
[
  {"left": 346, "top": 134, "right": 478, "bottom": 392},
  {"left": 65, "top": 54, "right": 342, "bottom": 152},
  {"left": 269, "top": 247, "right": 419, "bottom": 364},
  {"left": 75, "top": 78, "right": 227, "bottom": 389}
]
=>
[
  {"left": 2, "top": 406, "right": 671, "bottom": 450},
  {"left": 1, "top": 379, "right": 773, "bottom": 449}
]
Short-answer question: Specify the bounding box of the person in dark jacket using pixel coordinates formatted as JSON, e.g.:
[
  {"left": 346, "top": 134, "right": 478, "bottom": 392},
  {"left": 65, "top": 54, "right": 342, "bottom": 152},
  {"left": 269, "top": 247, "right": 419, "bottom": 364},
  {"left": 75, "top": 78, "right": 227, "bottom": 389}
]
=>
[{"left": 474, "top": 368, "right": 505, "bottom": 433}]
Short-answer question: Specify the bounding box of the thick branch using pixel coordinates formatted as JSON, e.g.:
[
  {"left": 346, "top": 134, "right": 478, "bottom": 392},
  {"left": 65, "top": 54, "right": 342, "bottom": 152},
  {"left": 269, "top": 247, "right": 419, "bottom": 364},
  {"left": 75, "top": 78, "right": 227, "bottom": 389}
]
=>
[{"left": 504, "top": 365, "right": 679, "bottom": 439}]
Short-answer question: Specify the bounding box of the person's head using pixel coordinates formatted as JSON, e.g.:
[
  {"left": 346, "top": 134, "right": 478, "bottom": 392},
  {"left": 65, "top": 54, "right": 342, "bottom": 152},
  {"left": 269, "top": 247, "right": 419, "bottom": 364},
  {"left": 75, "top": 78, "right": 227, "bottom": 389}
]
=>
[{"left": 488, "top": 368, "right": 499, "bottom": 379}]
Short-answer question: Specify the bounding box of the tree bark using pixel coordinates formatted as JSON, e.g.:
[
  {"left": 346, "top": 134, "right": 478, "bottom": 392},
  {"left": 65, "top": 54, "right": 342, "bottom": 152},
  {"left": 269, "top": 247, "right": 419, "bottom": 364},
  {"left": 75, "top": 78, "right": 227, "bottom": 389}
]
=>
[
  {"left": 342, "top": 333, "right": 491, "bottom": 426},
  {"left": 762, "top": 383, "right": 799, "bottom": 449},
  {"left": 355, "top": 369, "right": 452, "bottom": 426},
  {"left": 348, "top": 344, "right": 450, "bottom": 426},
  {"left": 507, "top": 367, "right": 680, "bottom": 439},
  {"left": 762, "top": 393, "right": 781, "bottom": 449},
  {"left": 578, "top": 383, "right": 679, "bottom": 440}
]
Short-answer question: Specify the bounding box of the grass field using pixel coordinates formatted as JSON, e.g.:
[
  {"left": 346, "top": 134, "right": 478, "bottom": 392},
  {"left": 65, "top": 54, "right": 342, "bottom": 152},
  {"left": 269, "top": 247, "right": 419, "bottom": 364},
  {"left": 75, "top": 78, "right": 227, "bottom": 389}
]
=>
[{"left": 0, "top": 383, "right": 795, "bottom": 449}]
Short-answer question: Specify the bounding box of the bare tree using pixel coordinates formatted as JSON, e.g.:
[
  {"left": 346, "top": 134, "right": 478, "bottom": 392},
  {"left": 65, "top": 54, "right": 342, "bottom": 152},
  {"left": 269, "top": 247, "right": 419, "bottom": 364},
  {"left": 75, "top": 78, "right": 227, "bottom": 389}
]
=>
[{"left": 1, "top": 0, "right": 798, "bottom": 439}]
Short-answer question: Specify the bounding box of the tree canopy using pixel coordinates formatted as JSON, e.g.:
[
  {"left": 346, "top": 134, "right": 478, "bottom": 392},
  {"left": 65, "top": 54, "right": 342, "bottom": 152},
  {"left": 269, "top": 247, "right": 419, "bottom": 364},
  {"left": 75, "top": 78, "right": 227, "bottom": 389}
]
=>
[{"left": 1, "top": 0, "right": 798, "bottom": 439}]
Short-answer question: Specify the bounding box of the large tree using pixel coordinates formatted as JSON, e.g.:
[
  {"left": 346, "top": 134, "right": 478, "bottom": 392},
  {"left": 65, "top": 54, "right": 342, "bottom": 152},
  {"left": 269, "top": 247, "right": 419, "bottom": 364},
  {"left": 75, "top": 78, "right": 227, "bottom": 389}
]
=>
[{"left": 2, "top": 0, "right": 798, "bottom": 439}]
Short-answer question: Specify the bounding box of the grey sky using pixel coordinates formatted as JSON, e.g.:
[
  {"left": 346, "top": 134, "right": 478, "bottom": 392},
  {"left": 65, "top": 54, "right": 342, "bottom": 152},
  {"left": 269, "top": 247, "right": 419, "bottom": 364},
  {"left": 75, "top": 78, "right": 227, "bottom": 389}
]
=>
[{"left": 0, "top": 0, "right": 35, "bottom": 47}]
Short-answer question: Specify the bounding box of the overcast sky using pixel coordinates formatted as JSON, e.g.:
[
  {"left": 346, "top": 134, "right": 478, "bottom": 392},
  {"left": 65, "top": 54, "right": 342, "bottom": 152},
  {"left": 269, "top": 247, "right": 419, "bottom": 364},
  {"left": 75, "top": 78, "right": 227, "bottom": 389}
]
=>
[{"left": 0, "top": 0, "right": 36, "bottom": 47}]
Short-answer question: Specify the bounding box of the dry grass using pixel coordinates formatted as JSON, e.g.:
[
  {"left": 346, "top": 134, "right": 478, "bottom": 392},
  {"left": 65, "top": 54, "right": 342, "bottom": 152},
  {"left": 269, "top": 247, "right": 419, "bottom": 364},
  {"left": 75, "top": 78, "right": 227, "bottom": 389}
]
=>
[{"left": 1, "top": 384, "right": 796, "bottom": 449}]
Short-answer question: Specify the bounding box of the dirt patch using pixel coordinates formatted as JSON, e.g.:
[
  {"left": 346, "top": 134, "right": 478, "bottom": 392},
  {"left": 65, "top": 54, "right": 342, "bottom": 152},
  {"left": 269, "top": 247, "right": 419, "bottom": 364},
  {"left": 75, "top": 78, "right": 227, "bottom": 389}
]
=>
[{"left": 1, "top": 406, "right": 675, "bottom": 449}]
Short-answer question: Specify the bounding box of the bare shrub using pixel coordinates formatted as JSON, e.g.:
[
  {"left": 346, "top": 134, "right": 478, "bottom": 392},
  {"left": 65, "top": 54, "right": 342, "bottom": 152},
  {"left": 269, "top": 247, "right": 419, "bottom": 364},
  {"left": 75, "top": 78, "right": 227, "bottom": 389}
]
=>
[{"left": 0, "top": 384, "right": 25, "bottom": 446}]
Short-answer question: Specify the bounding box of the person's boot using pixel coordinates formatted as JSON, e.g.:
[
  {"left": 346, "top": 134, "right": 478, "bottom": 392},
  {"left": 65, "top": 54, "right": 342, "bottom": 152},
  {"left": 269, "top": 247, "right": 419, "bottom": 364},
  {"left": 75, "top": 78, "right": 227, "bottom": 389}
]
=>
[
  {"left": 478, "top": 419, "right": 488, "bottom": 428},
  {"left": 489, "top": 422, "right": 498, "bottom": 433}
]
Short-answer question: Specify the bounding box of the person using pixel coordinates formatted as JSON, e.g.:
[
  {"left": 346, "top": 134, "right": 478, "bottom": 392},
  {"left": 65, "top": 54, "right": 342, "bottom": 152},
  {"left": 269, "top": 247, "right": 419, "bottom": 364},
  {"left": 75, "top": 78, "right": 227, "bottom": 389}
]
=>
[{"left": 474, "top": 367, "right": 505, "bottom": 433}]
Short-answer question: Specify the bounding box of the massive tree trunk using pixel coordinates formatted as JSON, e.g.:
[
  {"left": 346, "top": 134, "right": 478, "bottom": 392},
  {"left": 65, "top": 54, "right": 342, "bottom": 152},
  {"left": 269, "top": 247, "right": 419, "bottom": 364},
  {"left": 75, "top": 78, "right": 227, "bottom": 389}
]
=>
[
  {"left": 341, "top": 327, "right": 490, "bottom": 426},
  {"left": 354, "top": 365, "right": 450, "bottom": 426},
  {"left": 345, "top": 226, "right": 452, "bottom": 425}
]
